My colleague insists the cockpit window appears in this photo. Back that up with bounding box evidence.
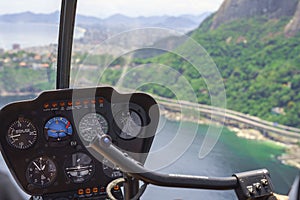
[70,0,300,199]
[0,1,62,106]
[0,0,299,199]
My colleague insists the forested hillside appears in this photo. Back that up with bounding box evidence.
[136,15,300,127]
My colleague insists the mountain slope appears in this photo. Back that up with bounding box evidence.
[285,1,300,36]
[211,0,298,30]
[134,3,300,127]
[191,15,300,125]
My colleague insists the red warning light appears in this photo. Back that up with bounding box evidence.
[52,102,58,108]
[75,100,81,106]
[83,100,89,105]
[85,188,91,194]
[114,185,119,191]
[98,98,104,104]
[92,187,98,193]
[78,189,84,195]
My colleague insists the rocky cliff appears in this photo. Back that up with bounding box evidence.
[284,1,300,36]
[211,0,300,34]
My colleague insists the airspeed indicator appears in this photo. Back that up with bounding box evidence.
[7,118,38,149]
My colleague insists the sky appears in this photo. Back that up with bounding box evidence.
[0,0,224,17]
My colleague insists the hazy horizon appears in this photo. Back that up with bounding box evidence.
[0,0,223,18]
[0,10,212,19]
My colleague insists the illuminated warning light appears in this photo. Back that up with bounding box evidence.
[85,188,91,194]
[59,102,65,107]
[52,102,58,108]
[91,99,96,104]
[114,185,119,191]
[75,101,81,106]
[78,189,84,195]
[92,187,98,193]
[44,103,50,109]
[67,101,73,106]
[98,98,104,104]
[83,100,89,105]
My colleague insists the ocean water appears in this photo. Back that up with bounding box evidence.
[143,120,298,199]
[0,22,84,50]
[0,95,298,199]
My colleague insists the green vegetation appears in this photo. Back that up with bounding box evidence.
[190,16,300,127]
[133,16,300,127]
[1,15,300,127]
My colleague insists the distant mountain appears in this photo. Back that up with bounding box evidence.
[210,0,300,35]
[0,11,60,24]
[142,0,300,127]
[0,11,211,33]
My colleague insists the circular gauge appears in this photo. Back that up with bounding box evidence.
[64,152,95,183]
[7,118,38,149]
[44,117,73,141]
[79,113,109,142]
[26,156,57,187]
[115,110,142,139]
[102,158,122,178]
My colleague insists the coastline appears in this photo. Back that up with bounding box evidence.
[160,106,300,169]
[0,91,39,97]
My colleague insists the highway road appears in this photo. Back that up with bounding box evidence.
[155,96,300,144]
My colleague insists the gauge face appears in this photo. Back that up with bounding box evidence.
[44,117,73,141]
[115,110,142,139]
[7,118,38,149]
[64,152,95,183]
[26,156,57,187]
[79,113,109,142]
[102,158,122,178]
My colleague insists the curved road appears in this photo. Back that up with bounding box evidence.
[155,96,300,144]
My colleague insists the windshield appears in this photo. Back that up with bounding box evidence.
[0,1,61,198]
[0,0,299,199]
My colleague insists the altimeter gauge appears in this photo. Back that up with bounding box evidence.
[79,113,109,142]
[7,118,38,149]
[26,156,57,187]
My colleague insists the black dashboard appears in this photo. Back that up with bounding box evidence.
[0,87,159,199]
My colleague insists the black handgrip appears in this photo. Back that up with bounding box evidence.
[88,135,238,190]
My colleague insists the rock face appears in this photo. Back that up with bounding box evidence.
[285,1,300,37]
[211,0,299,30]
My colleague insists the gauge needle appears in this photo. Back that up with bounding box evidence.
[81,128,92,132]
[33,161,42,171]
[9,134,21,138]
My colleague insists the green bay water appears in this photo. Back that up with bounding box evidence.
[0,95,298,199]
[143,120,298,199]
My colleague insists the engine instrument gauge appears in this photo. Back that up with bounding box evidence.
[44,117,73,141]
[115,110,142,139]
[64,152,95,183]
[26,156,57,187]
[7,118,37,149]
[79,113,109,142]
[102,158,122,178]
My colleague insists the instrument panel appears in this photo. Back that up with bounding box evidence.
[0,87,159,199]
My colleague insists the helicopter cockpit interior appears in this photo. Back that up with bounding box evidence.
[0,0,300,200]
[0,87,159,199]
